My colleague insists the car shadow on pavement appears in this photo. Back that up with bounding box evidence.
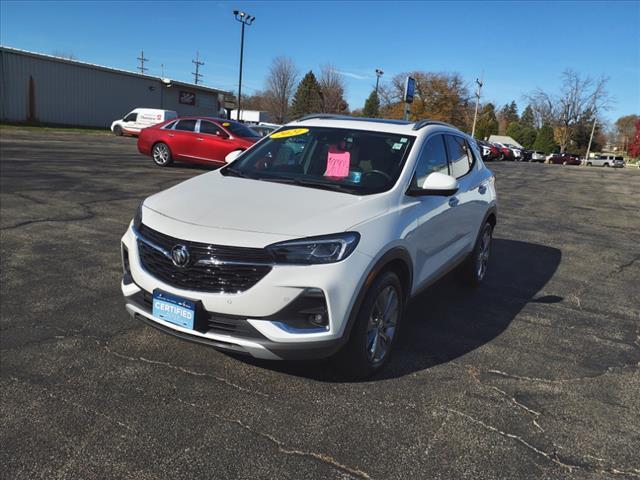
[235,239,562,382]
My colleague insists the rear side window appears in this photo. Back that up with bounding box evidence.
[445,135,473,178]
[162,120,178,130]
[200,121,222,135]
[412,135,449,189]
[174,119,197,132]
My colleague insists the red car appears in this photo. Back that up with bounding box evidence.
[548,153,582,166]
[137,117,260,167]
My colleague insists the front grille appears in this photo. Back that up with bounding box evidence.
[136,223,273,293]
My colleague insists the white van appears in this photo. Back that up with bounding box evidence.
[111,108,178,136]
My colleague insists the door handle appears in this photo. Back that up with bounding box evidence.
[478,185,487,194]
[168,133,174,137]
[196,137,204,141]
[448,197,459,207]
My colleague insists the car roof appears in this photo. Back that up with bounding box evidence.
[289,114,463,136]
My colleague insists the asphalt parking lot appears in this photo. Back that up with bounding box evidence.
[1,127,639,480]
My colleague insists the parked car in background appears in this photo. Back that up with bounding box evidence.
[121,115,498,377]
[529,151,546,162]
[495,143,515,161]
[137,117,260,167]
[476,139,501,161]
[111,108,177,136]
[548,153,582,165]
[251,124,279,137]
[505,144,523,160]
[586,155,625,168]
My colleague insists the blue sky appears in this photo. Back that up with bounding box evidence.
[1,0,639,123]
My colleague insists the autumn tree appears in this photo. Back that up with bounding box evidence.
[264,56,298,124]
[474,103,499,139]
[527,70,610,153]
[380,71,470,129]
[362,90,380,117]
[318,65,348,114]
[289,71,323,120]
[628,119,640,158]
[614,114,639,152]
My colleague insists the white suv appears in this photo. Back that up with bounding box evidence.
[120,115,497,377]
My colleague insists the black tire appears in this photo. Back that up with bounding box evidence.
[333,271,404,379]
[587,162,592,166]
[152,142,173,167]
[604,163,610,167]
[113,125,123,136]
[459,221,493,287]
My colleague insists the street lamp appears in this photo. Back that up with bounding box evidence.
[233,10,255,122]
[375,68,384,96]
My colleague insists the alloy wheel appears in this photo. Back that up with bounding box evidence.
[475,226,492,281]
[153,144,169,165]
[366,285,399,365]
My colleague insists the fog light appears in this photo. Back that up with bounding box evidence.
[309,312,327,326]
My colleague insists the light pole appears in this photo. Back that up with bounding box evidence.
[375,68,384,96]
[233,10,255,122]
[471,77,483,138]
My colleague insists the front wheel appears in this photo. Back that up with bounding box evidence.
[113,125,123,136]
[333,271,403,378]
[604,163,610,167]
[152,142,173,167]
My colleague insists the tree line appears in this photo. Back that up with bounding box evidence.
[240,58,638,157]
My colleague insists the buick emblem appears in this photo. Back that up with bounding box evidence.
[170,244,190,267]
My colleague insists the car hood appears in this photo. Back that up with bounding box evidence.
[143,170,389,238]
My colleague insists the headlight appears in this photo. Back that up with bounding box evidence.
[267,232,360,265]
[133,202,143,230]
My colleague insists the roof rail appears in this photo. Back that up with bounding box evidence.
[296,114,411,126]
[412,119,456,131]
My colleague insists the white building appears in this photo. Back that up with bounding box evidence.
[488,135,523,148]
[0,46,231,128]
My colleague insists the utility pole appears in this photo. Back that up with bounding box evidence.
[233,10,256,121]
[192,52,204,85]
[471,77,483,138]
[375,68,384,96]
[137,50,149,74]
[584,116,597,165]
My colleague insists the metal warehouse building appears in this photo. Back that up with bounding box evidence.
[0,46,231,128]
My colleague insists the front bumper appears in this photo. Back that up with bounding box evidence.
[121,223,373,359]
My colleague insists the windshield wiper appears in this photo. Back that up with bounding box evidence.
[222,167,250,178]
[288,177,356,193]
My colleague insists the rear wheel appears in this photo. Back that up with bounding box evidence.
[604,163,610,167]
[333,271,403,378]
[152,142,173,167]
[587,162,592,166]
[460,221,493,286]
[113,125,123,136]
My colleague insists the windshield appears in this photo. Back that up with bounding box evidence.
[223,122,260,139]
[221,127,416,195]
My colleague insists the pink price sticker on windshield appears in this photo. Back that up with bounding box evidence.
[324,148,350,177]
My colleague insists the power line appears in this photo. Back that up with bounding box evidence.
[137,50,149,74]
[192,51,204,85]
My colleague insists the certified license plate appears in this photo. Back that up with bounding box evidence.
[152,290,196,329]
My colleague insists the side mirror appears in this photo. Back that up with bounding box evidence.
[225,150,243,163]
[412,172,459,196]
[216,130,230,139]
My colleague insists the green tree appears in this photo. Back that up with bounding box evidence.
[362,90,380,117]
[520,105,536,129]
[506,121,537,148]
[474,103,499,139]
[289,71,323,119]
[532,123,557,153]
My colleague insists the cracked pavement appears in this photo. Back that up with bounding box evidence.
[1,127,639,479]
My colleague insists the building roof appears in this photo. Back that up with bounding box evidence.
[488,135,523,148]
[0,45,231,96]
